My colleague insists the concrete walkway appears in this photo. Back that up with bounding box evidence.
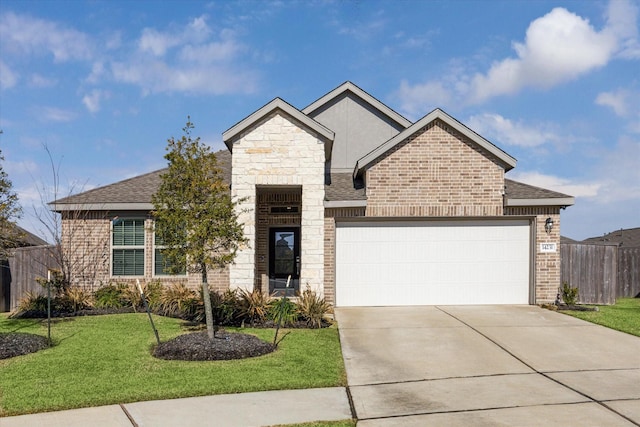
[1,387,352,427]
[336,305,640,426]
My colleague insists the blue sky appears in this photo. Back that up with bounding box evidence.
[1,0,638,241]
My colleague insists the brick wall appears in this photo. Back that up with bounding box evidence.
[505,206,562,303]
[324,207,366,305]
[255,190,302,292]
[365,120,504,217]
[61,211,110,291]
[61,211,229,293]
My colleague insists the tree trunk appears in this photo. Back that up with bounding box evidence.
[201,265,215,340]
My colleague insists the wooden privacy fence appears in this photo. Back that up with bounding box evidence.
[561,243,640,305]
[6,245,59,312]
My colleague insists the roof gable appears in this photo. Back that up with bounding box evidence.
[222,97,334,158]
[354,108,517,177]
[303,81,411,129]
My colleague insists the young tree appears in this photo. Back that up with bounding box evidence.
[152,118,247,340]
[0,142,24,258]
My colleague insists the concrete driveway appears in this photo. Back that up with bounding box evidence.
[335,305,640,426]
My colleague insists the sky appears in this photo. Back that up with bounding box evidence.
[1,0,639,242]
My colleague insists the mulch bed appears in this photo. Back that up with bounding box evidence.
[0,333,50,359]
[153,331,275,361]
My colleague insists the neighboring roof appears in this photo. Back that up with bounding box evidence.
[51,150,231,211]
[504,179,575,207]
[582,227,640,247]
[9,224,49,247]
[561,236,581,244]
[302,81,412,129]
[222,97,335,158]
[354,108,518,178]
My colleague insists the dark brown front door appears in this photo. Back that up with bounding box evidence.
[269,227,300,296]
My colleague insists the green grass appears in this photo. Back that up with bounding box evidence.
[562,297,640,337]
[0,313,346,416]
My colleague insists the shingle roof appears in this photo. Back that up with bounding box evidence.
[504,179,574,207]
[325,173,365,201]
[52,153,572,210]
[52,150,231,208]
[504,179,570,199]
[582,227,640,247]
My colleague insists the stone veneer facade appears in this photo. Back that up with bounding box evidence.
[229,112,326,295]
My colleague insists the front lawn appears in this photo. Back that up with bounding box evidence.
[0,313,346,416]
[561,297,640,337]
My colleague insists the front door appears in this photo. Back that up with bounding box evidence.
[269,227,300,296]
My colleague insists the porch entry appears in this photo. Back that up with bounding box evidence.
[269,227,300,296]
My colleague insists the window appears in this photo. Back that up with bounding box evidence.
[154,224,186,276]
[112,219,145,276]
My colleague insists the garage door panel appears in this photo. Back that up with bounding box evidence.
[335,220,531,306]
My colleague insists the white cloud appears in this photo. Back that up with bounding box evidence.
[86,62,106,85]
[0,60,17,89]
[595,89,630,116]
[606,0,640,59]
[509,135,640,204]
[112,16,257,95]
[38,107,77,123]
[467,113,562,148]
[0,12,93,62]
[82,89,109,113]
[138,15,212,57]
[508,171,601,198]
[396,80,451,118]
[28,74,56,88]
[111,60,257,95]
[469,7,617,103]
[395,0,640,115]
[4,159,39,176]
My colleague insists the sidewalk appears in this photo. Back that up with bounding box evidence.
[1,387,352,427]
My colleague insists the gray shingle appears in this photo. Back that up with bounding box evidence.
[325,173,365,201]
[53,150,231,205]
[504,178,572,200]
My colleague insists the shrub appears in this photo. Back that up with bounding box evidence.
[159,283,199,319]
[297,286,332,328]
[561,282,579,306]
[16,291,48,313]
[268,296,298,327]
[121,285,143,311]
[238,288,270,326]
[142,281,165,311]
[61,287,93,313]
[210,289,239,326]
[94,284,128,309]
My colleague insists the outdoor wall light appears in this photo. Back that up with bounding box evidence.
[545,217,554,234]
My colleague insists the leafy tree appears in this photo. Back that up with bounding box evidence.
[152,118,247,340]
[0,140,23,258]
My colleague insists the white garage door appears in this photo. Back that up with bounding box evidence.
[335,219,531,306]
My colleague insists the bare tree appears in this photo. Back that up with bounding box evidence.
[34,145,110,291]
